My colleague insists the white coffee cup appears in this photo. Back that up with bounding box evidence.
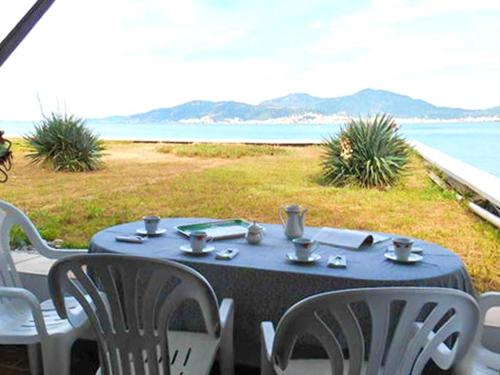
[292,238,319,260]
[143,215,160,235]
[190,231,212,253]
[393,237,413,261]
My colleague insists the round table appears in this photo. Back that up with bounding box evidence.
[90,218,474,366]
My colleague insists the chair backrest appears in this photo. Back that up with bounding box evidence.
[0,200,32,287]
[49,254,221,375]
[272,287,479,375]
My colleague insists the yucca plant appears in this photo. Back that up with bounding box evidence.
[24,113,104,172]
[321,114,409,188]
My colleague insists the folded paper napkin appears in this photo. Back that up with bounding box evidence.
[193,225,248,238]
[115,235,145,244]
[313,228,389,250]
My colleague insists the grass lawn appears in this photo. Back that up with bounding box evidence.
[1,141,499,291]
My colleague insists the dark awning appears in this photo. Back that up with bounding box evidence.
[0,0,56,67]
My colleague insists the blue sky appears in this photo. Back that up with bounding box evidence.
[1,0,500,120]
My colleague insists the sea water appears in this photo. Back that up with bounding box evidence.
[1,120,498,177]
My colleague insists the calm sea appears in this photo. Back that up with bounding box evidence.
[1,120,499,177]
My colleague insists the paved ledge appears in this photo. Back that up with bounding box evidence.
[11,251,55,301]
[11,251,55,276]
[9,251,40,264]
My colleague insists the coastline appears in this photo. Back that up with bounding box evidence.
[110,115,500,126]
[2,121,499,178]
[3,115,500,126]
[174,115,500,125]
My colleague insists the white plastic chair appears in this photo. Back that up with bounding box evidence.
[261,287,479,375]
[48,254,235,375]
[455,292,500,374]
[0,200,92,375]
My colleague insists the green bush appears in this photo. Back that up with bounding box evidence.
[24,113,104,172]
[321,114,409,188]
[9,225,29,250]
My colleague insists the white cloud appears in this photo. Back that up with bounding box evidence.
[307,0,500,108]
[0,0,252,119]
[0,0,499,120]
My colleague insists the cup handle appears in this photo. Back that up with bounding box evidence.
[310,242,319,253]
[279,206,287,228]
[207,236,214,243]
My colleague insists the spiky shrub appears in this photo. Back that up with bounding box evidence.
[25,113,104,172]
[321,114,409,188]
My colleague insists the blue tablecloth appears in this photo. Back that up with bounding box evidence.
[90,218,474,366]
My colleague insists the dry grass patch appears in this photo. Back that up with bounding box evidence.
[1,141,498,291]
[157,143,288,159]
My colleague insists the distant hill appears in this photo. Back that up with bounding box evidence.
[120,101,293,122]
[261,89,500,118]
[98,89,500,123]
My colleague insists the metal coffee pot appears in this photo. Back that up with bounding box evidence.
[279,204,307,239]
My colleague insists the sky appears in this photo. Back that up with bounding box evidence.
[1,0,500,120]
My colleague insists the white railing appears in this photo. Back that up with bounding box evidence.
[412,141,500,228]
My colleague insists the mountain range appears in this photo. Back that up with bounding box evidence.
[99,89,500,124]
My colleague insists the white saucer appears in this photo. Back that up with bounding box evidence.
[136,228,167,236]
[286,253,321,264]
[180,245,215,255]
[384,252,423,264]
[387,245,423,254]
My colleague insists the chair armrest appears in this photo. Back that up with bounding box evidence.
[0,287,47,336]
[478,292,500,324]
[477,292,500,354]
[0,202,88,260]
[261,321,275,362]
[219,298,234,331]
[38,244,88,259]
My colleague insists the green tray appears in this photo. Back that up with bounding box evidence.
[174,219,252,240]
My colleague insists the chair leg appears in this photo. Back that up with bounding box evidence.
[219,316,234,375]
[260,345,275,375]
[41,337,74,375]
[27,344,42,375]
